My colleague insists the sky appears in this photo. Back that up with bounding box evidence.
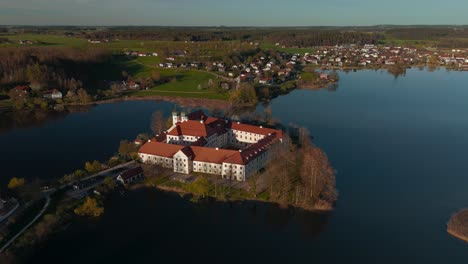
[0,0,467,26]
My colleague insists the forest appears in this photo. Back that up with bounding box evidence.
[4,25,468,47]
[263,126,337,210]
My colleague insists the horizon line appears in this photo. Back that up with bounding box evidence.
[1,24,468,28]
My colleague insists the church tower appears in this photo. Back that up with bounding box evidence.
[172,111,180,125]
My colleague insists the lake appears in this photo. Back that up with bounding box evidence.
[2,68,468,263]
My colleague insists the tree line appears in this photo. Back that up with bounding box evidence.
[264,127,337,210]
[0,47,112,94]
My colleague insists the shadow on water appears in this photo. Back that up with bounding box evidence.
[29,188,331,264]
[0,105,93,133]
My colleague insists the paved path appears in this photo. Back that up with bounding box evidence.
[0,161,134,253]
[59,161,135,191]
[0,196,50,253]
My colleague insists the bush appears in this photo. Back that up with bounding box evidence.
[85,160,103,174]
[74,197,104,217]
[8,177,25,189]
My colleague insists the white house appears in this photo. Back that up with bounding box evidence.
[43,89,63,100]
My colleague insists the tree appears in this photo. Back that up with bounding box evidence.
[99,177,117,193]
[121,70,129,80]
[77,88,92,104]
[74,197,104,217]
[150,111,166,135]
[300,139,337,208]
[247,175,258,198]
[8,177,25,189]
[228,83,258,106]
[60,169,87,184]
[26,63,44,89]
[263,106,273,125]
[85,160,102,174]
[34,214,58,239]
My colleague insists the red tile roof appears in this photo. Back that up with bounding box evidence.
[13,85,31,92]
[190,146,241,164]
[139,141,184,157]
[180,146,194,158]
[167,120,222,137]
[237,133,279,164]
[229,122,283,138]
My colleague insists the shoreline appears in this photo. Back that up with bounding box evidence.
[447,229,468,243]
[130,182,334,213]
[90,95,231,110]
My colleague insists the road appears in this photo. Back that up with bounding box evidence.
[0,161,135,253]
[70,161,135,184]
[67,161,137,198]
[0,196,50,253]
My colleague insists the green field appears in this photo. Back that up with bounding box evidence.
[380,37,439,48]
[0,34,88,48]
[131,69,229,100]
[0,34,235,101]
[261,42,315,55]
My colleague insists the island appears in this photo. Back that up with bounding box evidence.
[448,209,468,242]
[136,109,337,210]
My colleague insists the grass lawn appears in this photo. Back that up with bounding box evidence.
[300,71,320,81]
[0,34,231,100]
[135,56,162,66]
[130,68,229,100]
[380,36,439,48]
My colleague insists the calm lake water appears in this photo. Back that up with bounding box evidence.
[2,68,468,263]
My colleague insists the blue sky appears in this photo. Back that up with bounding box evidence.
[0,0,467,26]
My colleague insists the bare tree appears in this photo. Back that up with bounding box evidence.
[150,111,165,135]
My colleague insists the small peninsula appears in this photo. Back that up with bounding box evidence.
[448,209,468,242]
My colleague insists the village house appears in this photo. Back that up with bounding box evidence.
[11,86,31,98]
[43,89,63,100]
[138,110,283,181]
[126,81,140,90]
[117,167,144,184]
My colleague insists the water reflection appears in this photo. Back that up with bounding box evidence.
[0,105,93,133]
[194,194,330,240]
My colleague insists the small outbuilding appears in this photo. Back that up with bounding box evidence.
[117,167,144,184]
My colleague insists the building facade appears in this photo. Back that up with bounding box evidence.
[138,110,283,181]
